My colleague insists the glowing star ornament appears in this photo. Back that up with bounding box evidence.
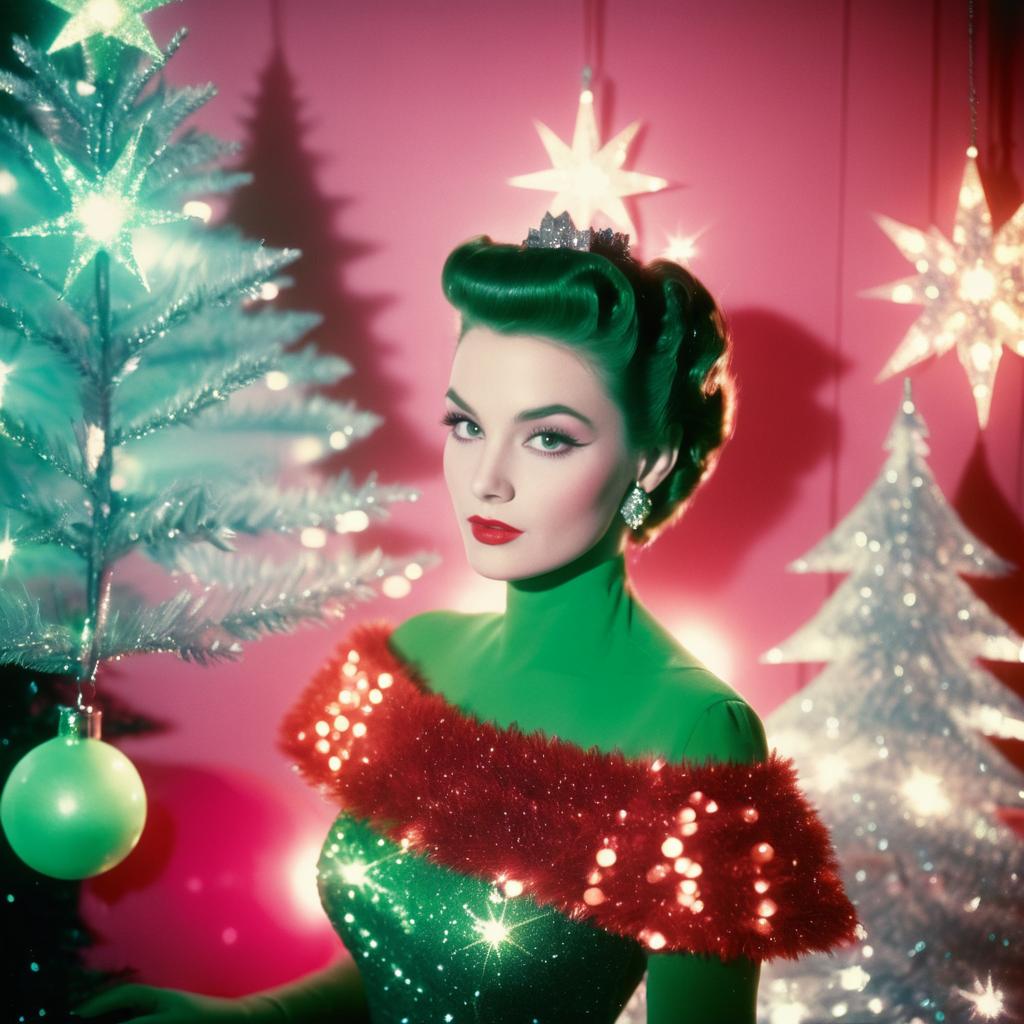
[509,87,668,238]
[45,0,177,77]
[10,124,193,294]
[866,147,1024,428]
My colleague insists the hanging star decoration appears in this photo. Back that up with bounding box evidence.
[509,86,668,239]
[9,124,194,294]
[865,146,1024,429]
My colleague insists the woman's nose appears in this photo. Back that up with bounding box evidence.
[470,440,514,502]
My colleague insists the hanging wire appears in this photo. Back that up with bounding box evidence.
[582,0,603,89]
[823,0,852,615]
[967,0,978,152]
[927,0,942,222]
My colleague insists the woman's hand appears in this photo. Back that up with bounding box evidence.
[73,984,279,1023]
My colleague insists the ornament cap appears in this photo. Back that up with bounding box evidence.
[58,704,102,740]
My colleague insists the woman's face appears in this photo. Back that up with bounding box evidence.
[442,325,638,581]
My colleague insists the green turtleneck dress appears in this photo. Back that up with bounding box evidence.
[314,547,769,1023]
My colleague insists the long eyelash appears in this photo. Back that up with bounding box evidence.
[527,425,584,454]
[440,411,583,457]
[440,410,479,440]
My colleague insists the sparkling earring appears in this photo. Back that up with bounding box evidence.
[619,481,652,529]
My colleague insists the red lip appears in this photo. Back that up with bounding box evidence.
[468,515,523,545]
[468,516,520,532]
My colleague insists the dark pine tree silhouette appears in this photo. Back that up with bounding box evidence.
[224,1,432,557]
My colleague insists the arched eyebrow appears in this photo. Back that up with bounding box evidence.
[445,388,595,429]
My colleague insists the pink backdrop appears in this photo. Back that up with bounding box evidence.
[69,0,1023,994]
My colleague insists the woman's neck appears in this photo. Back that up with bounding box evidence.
[500,536,633,674]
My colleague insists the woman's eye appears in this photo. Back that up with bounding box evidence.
[454,419,481,440]
[441,411,581,454]
[525,431,579,455]
[440,411,481,440]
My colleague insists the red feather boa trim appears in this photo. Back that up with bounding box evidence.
[278,621,860,963]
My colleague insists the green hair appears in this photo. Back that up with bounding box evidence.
[441,235,735,545]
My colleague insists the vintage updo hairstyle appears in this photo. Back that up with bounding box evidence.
[441,233,736,546]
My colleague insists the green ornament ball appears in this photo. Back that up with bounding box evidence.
[1,705,147,879]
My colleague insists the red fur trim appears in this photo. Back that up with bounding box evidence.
[278,621,859,963]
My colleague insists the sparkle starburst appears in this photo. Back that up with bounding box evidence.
[662,228,706,265]
[509,88,667,238]
[954,972,1006,1020]
[9,124,193,294]
[459,893,548,980]
[865,148,1024,428]
[334,845,405,898]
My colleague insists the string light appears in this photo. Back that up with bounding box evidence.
[900,767,952,818]
[335,510,370,533]
[381,575,412,599]
[182,199,212,223]
[0,515,16,569]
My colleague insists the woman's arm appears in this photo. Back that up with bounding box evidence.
[73,961,370,1024]
[645,698,769,1024]
[646,950,760,1023]
[242,959,370,1024]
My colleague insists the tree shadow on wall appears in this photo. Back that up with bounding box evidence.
[955,438,1024,778]
[631,307,850,602]
[223,37,433,557]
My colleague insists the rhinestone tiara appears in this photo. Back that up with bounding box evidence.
[522,211,630,259]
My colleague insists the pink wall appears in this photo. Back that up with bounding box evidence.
[73,0,1023,993]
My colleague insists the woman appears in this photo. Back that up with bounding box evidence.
[76,215,857,1024]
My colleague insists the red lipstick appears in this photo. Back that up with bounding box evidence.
[468,515,523,545]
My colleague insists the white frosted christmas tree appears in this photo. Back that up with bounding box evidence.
[756,379,1024,1023]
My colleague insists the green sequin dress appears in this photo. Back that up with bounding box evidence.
[313,547,769,1024]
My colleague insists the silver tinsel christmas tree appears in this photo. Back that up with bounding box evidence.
[757,379,1024,1023]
